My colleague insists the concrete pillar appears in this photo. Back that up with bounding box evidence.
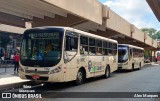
[25,22,32,29]
[151,50,153,62]
[154,51,156,62]
[151,50,156,62]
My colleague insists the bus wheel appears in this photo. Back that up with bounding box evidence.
[76,69,84,85]
[103,66,110,78]
[138,63,141,70]
[131,64,134,72]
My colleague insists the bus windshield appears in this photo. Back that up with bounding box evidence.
[20,28,64,67]
[118,46,129,63]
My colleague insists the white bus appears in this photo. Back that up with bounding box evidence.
[19,26,118,85]
[118,44,144,71]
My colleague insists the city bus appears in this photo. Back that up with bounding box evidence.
[19,26,118,85]
[118,44,144,71]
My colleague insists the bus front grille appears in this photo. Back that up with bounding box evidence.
[118,67,122,69]
[25,70,49,74]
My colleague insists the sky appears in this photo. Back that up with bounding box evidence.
[99,0,160,31]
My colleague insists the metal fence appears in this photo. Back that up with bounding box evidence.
[0,60,14,74]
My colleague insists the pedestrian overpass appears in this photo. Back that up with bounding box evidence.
[0,0,159,51]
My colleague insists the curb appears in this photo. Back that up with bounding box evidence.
[144,63,151,67]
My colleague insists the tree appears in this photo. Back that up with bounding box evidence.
[141,28,157,37]
[153,30,160,39]
[141,28,160,39]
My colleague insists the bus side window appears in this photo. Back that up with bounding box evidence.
[103,41,108,55]
[65,31,78,51]
[108,42,113,56]
[80,36,88,55]
[96,40,102,55]
[113,43,117,56]
[89,38,96,55]
[133,48,135,57]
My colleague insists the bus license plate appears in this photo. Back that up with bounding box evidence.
[32,75,40,79]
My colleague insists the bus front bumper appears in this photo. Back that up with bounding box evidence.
[19,70,65,82]
[118,64,129,70]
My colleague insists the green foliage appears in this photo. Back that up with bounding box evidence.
[141,28,160,39]
[144,50,151,56]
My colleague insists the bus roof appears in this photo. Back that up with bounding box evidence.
[73,28,117,43]
[25,26,117,43]
[118,44,144,50]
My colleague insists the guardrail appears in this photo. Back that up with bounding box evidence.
[0,60,14,74]
[1,60,14,64]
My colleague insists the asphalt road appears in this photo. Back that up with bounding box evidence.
[3,64,160,101]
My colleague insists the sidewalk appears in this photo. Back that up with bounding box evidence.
[151,62,160,65]
[0,73,29,86]
[0,69,31,91]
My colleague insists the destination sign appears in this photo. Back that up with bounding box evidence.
[29,32,60,38]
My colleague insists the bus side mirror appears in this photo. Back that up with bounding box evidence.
[64,51,68,63]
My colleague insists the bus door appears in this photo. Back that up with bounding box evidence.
[64,31,79,81]
[129,48,133,67]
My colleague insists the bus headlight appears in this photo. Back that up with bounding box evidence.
[50,67,61,74]
[19,66,24,72]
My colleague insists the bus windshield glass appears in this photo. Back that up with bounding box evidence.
[118,46,129,63]
[20,28,64,67]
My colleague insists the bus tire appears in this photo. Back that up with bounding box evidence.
[103,66,110,79]
[75,69,85,85]
[131,64,134,72]
[138,63,141,70]
[43,82,52,87]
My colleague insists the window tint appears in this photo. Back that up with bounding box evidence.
[89,38,95,46]
[65,31,78,51]
[132,48,144,57]
[103,41,107,48]
[96,40,102,55]
[89,38,96,55]
[109,43,112,48]
[96,40,102,47]
[80,36,88,55]
[108,42,113,55]
[113,43,117,55]
[103,49,108,55]
[103,41,109,55]
[80,36,88,45]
